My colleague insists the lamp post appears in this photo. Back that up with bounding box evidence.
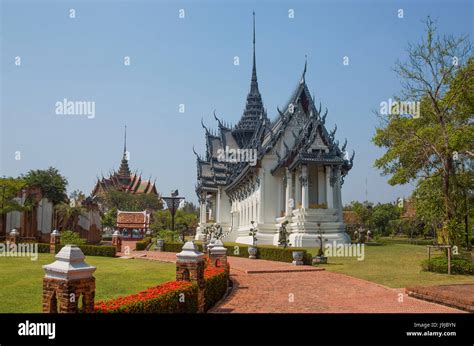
[162,190,185,234]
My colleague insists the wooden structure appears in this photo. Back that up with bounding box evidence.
[116,210,150,239]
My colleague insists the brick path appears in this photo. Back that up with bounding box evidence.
[121,250,462,313]
[406,284,474,312]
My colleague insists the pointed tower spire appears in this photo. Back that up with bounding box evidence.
[123,125,127,156]
[300,55,307,84]
[118,125,131,185]
[251,11,258,93]
[233,11,267,147]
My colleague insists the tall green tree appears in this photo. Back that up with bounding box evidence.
[22,167,68,205]
[0,177,28,235]
[101,190,163,211]
[373,18,473,245]
[371,203,401,235]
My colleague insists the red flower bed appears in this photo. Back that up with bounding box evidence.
[94,280,192,313]
[94,256,230,313]
[204,265,225,279]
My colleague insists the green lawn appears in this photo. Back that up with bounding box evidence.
[309,243,474,288]
[0,254,176,313]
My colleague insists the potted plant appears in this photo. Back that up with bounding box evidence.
[248,221,258,259]
[312,223,328,265]
[155,238,165,251]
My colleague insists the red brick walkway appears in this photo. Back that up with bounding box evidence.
[121,250,462,313]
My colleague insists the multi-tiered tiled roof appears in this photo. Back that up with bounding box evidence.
[92,127,158,197]
[194,14,354,197]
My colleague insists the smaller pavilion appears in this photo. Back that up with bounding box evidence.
[116,210,150,239]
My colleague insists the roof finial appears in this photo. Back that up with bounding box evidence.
[123,125,127,156]
[300,55,307,84]
[250,11,258,92]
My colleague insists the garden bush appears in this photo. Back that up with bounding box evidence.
[156,230,181,242]
[204,267,229,311]
[178,241,310,264]
[135,237,152,251]
[52,244,116,257]
[421,256,473,275]
[60,230,87,246]
[256,245,308,263]
[94,259,230,313]
[94,281,198,313]
[37,243,53,253]
[163,241,185,252]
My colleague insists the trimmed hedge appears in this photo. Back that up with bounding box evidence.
[95,282,198,313]
[2,242,117,257]
[136,237,152,251]
[37,243,54,253]
[204,270,229,311]
[421,256,473,275]
[177,241,312,264]
[94,260,229,313]
[53,244,116,257]
[163,241,185,253]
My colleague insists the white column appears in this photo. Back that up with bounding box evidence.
[253,197,257,223]
[238,202,242,226]
[295,168,301,209]
[301,165,309,209]
[318,166,325,204]
[335,167,343,219]
[325,166,334,208]
[216,188,221,223]
[200,192,207,223]
[245,200,248,226]
[285,168,292,216]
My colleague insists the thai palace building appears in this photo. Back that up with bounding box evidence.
[91,127,159,239]
[194,14,354,247]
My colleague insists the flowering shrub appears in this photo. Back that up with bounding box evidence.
[94,281,198,313]
[94,262,229,313]
[203,261,229,310]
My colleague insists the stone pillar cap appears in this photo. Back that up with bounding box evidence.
[176,241,204,263]
[51,229,60,236]
[210,240,227,255]
[10,229,19,236]
[112,230,121,236]
[43,245,96,280]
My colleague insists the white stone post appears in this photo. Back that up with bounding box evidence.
[9,228,20,244]
[325,166,334,208]
[176,242,205,312]
[42,245,96,313]
[285,168,292,216]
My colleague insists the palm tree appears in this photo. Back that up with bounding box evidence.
[55,202,87,231]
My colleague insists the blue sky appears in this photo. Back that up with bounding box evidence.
[1,0,472,205]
